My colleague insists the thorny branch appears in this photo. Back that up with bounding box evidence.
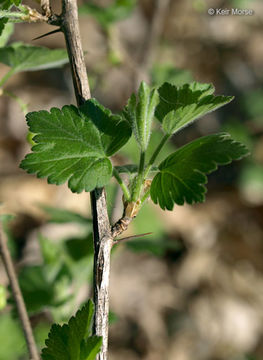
[31,2,168,357]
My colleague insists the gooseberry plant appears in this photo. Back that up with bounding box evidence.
[0,0,249,359]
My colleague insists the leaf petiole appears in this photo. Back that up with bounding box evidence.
[144,133,170,178]
[141,188,150,205]
[112,167,131,201]
[131,150,145,201]
[2,89,28,114]
[0,68,16,88]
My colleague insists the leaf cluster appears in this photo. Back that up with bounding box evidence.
[20,80,249,211]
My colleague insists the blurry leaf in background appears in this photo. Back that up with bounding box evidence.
[0,21,13,44]
[39,234,61,265]
[40,205,92,226]
[151,64,192,87]
[0,214,17,258]
[42,301,102,360]
[0,284,7,310]
[192,0,206,12]
[230,0,257,7]
[0,313,25,360]
[39,232,94,319]
[65,233,93,262]
[151,133,249,210]
[34,322,52,353]
[243,89,263,125]
[109,310,118,325]
[79,0,136,29]
[239,163,263,204]
[17,265,56,313]
[222,119,254,151]
[0,43,69,73]
[127,237,181,257]
[126,203,182,256]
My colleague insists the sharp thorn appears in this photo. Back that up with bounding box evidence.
[32,28,61,41]
[113,232,153,245]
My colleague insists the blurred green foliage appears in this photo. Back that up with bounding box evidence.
[79,0,137,30]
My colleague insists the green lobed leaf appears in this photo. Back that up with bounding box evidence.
[0,43,68,73]
[80,98,131,156]
[0,313,26,359]
[155,81,233,135]
[18,265,55,313]
[42,301,101,360]
[20,104,113,193]
[123,81,159,151]
[150,133,249,210]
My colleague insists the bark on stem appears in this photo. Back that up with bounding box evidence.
[61,1,112,359]
[0,224,40,360]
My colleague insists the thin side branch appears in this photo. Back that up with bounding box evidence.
[0,224,40,360]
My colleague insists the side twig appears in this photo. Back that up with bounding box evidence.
[0,224,40,360]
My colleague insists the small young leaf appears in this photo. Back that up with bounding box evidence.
[0,43,68,73]
[123,81,159,151]
[155,82,233,135]
[80,98,131,156]
[42,301,101,360]
[20,105,113,193]
[150,133,249,210]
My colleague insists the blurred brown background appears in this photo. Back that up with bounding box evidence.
[0,0,263,359]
